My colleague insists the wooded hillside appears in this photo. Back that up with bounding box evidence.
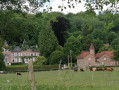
[1,9,119,65]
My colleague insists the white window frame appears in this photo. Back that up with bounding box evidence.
[104,57,106,60]
[88,58,91,61]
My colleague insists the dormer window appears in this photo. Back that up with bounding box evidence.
[104,57,106,60]
[89,58,91,60]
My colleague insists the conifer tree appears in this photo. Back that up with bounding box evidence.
[38,23,58,59]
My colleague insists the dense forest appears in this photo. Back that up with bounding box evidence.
[0,8,119,65]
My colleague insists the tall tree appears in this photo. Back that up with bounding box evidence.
[108,32,117,44]
[0,37,5,69]
[113,45,119,62]
[38,23,58,59]
[93,38,104,53]
[51,16,70,46]
[111,38,119,49]
[64,36,82,63]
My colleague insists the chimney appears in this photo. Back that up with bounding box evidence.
[89,43,95,55]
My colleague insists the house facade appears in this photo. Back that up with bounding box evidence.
[3,45,40,66]
[77,44,118,69]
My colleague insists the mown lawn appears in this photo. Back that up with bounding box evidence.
[0,67,119,90]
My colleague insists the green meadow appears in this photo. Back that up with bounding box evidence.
[0,68,119,90]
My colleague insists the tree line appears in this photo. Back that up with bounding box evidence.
[0,9,119,67]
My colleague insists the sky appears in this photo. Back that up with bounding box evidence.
[40,0,86,14]
[39,0,116,14]
[50,0,86,14]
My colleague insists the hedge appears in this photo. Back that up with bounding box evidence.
[5,65,59,72]
[11,63,24,65]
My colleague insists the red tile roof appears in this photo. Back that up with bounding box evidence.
[96,51,113,58]
[77,51,113,59]
[77,51,90,59]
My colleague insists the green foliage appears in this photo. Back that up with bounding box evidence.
[108,32,117,44]
[111,38,119,49]
[0,52,5,69]
[82,35,92,51]
[113,45,119,61]
[51,16,70,46]
[49,50,66,65]
[1,9,119,65]
[91,29,108,43]
[0,10,39,46]
[98,46,113,53]
[64,36,82,57]
[93,38,104,53]
[38,23,58,58]
[33,56,47,65]
[0,38,5,69]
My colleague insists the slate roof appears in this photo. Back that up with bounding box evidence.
[12,46,22,52]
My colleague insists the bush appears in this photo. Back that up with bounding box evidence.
[33,56,47,65]
[49,50,66,64]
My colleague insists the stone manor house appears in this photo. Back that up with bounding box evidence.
[3,42,40,66]
[77,44,118,69]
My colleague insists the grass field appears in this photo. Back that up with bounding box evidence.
[0,68,119,90]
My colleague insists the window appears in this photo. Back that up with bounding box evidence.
[17,59,19,62]
[33,53,35,56]
[5,49,8,52]
[12,53,14,56]
[88,58,91,60]
[33,58,36,61]
[37,53,39,56]
[31,53,33,56]
[26,59,28,62]
[14,53,16,56]
[5,59,8,62]
[18,53,20,56]
[15,58,17,62]
[25,53,28,56]
[104,57,106,60]
[21,53,22,56]
[4,54,9,57]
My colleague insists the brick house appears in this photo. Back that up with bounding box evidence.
[77,43,118,69]
[3,44,40,66]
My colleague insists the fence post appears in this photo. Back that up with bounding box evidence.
[59,60,62,70]
[28,60,36,90]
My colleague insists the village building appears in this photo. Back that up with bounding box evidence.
[3,42,40,66]
[77,43,118,69]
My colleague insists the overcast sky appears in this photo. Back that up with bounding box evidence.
[39,0,113,14]
[40,0,86,14]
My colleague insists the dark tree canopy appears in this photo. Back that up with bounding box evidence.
[50,16,70,46]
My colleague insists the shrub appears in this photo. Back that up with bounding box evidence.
[33,56,47,65]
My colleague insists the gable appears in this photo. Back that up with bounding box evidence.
[77,51,90,59]
[96,51,113,59]
[99,54,111,59]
